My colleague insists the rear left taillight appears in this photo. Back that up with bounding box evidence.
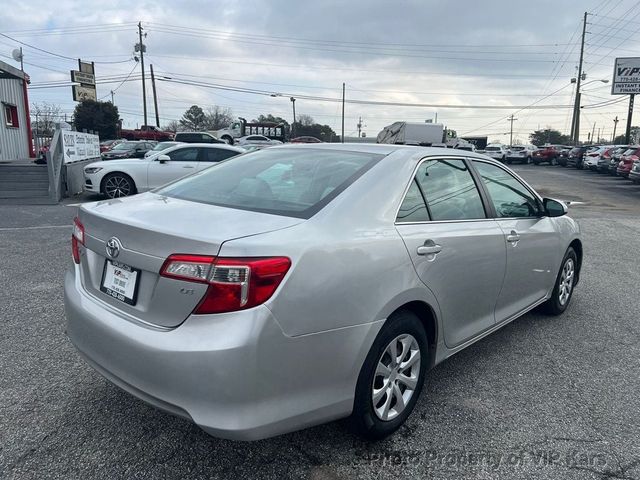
[160,255,291,314]
[71,217,84,264]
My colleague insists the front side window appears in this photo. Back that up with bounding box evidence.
[167,147,199,161]
[156,148,383,218]
[473,161,542,218]
[415,159,486,221]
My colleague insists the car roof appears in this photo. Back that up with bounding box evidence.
[173,142,243,151]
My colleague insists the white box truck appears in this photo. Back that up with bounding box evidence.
[376,122,469,148]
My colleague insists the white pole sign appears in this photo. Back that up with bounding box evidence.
[612,57,640,95]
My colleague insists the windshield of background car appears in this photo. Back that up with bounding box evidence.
[511,146,526,151]
[156,148,384,218]
[152,142,175,151]
[113,142,135,151]
[485,146,501,151]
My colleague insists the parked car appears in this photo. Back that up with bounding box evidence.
[237,134,283,146]
[85,143,244,198]
[532,145,560,165]
[556,146,573,166]
[174,132,224,144]
[101,141,155,160]
[290,136,322,143]
[506,144,536,164]
[628,160,640,184]
[100,139,124,153]
[608,146,631,175]
[144,141,182,158]
[616,146,640,178]
[484,144,509,162]
[119,125,173,142]
[456,144,477,152]
[583,146,608,171]
[66,144,581,441]
[566,146,589,169]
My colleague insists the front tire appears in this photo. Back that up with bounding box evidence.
[526,156,532,164]
[541,247,577,315]
[102,173,136,199]
[351,310,428,440]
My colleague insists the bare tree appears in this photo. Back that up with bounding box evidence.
[297,114,315,126]
[31,102,62,135]
[163,120,180,133]
[205,106,234,130]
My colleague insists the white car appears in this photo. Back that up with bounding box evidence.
[484,144,510,162]
[236,135,282,146]
[506,144,537,164]
[84,143,245,198]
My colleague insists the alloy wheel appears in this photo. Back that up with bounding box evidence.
[558,258,575,306]
[104,175,132,198]
[372,334,421,421]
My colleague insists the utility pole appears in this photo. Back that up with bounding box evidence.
[508,114,517,146]
[612,116,619,142]
[110,90,115,104]
[357,116,363,138]
[290,97,296,138]
[341,83,345,143]
[625,94,635,144]
[570,11,588,144]
[137,22,148,127]
[596,127,600,144]
[591,122,596,145]
[19,47,23,71]
[150,64,160,127]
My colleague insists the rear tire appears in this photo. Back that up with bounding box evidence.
[526,156,532,164]
[541,247,577,316]
[351,310,428,440]
[551,157,558,166]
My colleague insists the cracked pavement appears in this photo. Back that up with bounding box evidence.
[0,165,639,479]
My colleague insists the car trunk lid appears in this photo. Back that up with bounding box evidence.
[77,192,302,328]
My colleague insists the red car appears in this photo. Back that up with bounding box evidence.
[532,145,560,165]
[616,146,640,178]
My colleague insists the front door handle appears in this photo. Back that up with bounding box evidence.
[182,165,195,169]
[506,230,520,244]
[417,240,442,256]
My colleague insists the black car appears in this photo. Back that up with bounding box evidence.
[101,141,154,160]
[556,146,573,166]
[566,146,589,169]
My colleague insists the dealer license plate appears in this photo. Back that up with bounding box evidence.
[100,260,140,305]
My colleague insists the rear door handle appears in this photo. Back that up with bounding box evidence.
[506,230,520,244]
[417,240,442,256]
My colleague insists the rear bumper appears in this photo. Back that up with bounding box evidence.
[628,170,640,182]
[64,266,381,440]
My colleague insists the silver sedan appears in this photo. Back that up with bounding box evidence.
[65,144,581,440]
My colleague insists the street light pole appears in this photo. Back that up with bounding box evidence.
[290,97,296,139]
[508,114,517,146]
[137,22,148,127]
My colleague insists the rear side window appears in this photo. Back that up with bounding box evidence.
[167,147,199,161]
[473,161,542,218]
[156,148,383,218]
[202,148,239,162]
[396,180,429,222]
[414,159,486,221]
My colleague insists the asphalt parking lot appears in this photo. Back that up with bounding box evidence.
[1,165,639,480]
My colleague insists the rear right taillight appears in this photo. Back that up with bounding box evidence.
[71,217,84,264]
[160,255,291,314]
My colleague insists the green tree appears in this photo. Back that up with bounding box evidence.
[253,114,289,127]
[72,100,120,139]
[179,105,207,131]
[291,115,338,141]
[529,128,571,146]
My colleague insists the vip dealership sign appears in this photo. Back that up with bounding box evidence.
[612,57,640,95]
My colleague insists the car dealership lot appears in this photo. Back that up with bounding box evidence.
[1,165,639,480]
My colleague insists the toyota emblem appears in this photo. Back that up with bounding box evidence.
[105,237,122,258]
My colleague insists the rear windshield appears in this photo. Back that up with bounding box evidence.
[485,146,501,151]
[156,148,384,218]
[113,142,136,150]
[510,146,526,151]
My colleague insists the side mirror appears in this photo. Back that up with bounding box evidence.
[543,198,568,217]
[157,154,170,164]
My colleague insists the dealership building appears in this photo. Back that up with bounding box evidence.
[0,60,33,162]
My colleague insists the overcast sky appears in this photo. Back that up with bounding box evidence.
[1,0,638,143]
